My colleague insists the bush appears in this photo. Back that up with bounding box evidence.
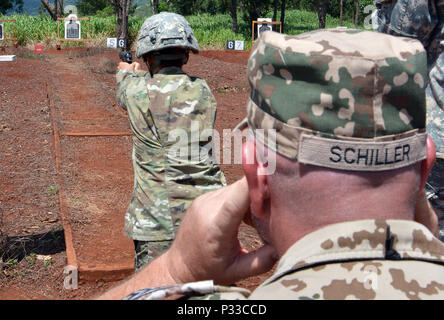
[0,8,365,50]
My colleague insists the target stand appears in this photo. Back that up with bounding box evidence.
[56,15,91,50]
[251,20,282,46]
[0,19,19,51]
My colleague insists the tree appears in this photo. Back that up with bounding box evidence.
[316,0,328,28]
[41,0,64,21]
[169,0,195,15]
[339,0,343,25]
[241,0,271,27]
[280,0,286,33]
[230,0,238,33]
[354,0,360,26]
[151,0,159,14]
[272,0,278,22]
[107,0,132,50]
[77,0,109,16]
[0,0,23,14]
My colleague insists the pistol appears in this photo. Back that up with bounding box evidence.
[119,51,133,64]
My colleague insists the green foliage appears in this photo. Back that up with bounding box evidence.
[0,0,23,15]
[169,0,228,16]
[25,253,36,267]
[158,1,170,12]
[96,5,115,18]
[241,0,272,23]
[77,0,109,16]
[187,13,249,49]
[48,185,58,195]
[5,258,18,269]
[1,7,367,50]
[291,0,375,23]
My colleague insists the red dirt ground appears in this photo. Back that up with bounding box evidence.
[0,46,274,300]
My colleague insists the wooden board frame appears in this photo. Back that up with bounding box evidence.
[57,17,91,49]
[0,19,18,47]
[251,20,282,45]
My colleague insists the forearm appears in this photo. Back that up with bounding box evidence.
[96,253,178,300]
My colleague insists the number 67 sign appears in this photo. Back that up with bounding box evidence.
[226,40,244,51]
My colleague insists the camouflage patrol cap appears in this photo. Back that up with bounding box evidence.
[237,29,428,171]
[136,12,200,59]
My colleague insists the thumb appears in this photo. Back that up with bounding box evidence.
[220,177,251,238]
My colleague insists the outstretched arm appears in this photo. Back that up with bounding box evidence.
[97,178,277,300]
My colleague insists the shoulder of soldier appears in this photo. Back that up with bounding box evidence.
[118,71,150,93]
[117,69,150,86]
[249,258,444,300]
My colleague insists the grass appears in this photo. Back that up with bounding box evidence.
[0,9,368,50]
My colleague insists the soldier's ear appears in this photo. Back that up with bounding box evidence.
[420,135,436,190]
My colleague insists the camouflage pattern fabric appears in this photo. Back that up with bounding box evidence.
[427,158,444,241]
[135,12,200,59]
[125,220,444,300]
[237,29,428,171]
[374,0,444,239]
[374,0,444,158]
[117,67,226,242]
[133,240,172,271]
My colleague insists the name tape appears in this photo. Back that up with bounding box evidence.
[298,133,427,171]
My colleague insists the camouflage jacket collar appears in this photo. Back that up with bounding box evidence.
[265,219,444,286]
[156,66,186,76]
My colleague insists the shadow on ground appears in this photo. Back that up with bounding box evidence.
[1,230,66,263]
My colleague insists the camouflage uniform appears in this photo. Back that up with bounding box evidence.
[124,29,444,299]
[126,220,444,300]
[117,53,226,268]
[375,0,444,240]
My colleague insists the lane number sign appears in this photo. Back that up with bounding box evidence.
[226,40,244,51]
[118,38,126,49]
[107,38,117,48]
[107,38,126,49]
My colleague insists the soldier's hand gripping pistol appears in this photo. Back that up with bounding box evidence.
[119,50,133,64]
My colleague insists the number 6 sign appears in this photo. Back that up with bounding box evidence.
[118,38,126,49]
[226,40,235,50]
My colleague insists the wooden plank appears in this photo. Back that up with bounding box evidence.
[0,55,16,62]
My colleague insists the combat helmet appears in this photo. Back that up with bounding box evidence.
[136,12,200,59]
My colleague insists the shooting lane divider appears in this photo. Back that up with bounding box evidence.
[46,80,133,281]
[45,81,79,273]
[60,131,132,137]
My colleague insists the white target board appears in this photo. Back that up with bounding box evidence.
[65,14,81,40]
[0,23,3,41]
[257,18,272,37]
